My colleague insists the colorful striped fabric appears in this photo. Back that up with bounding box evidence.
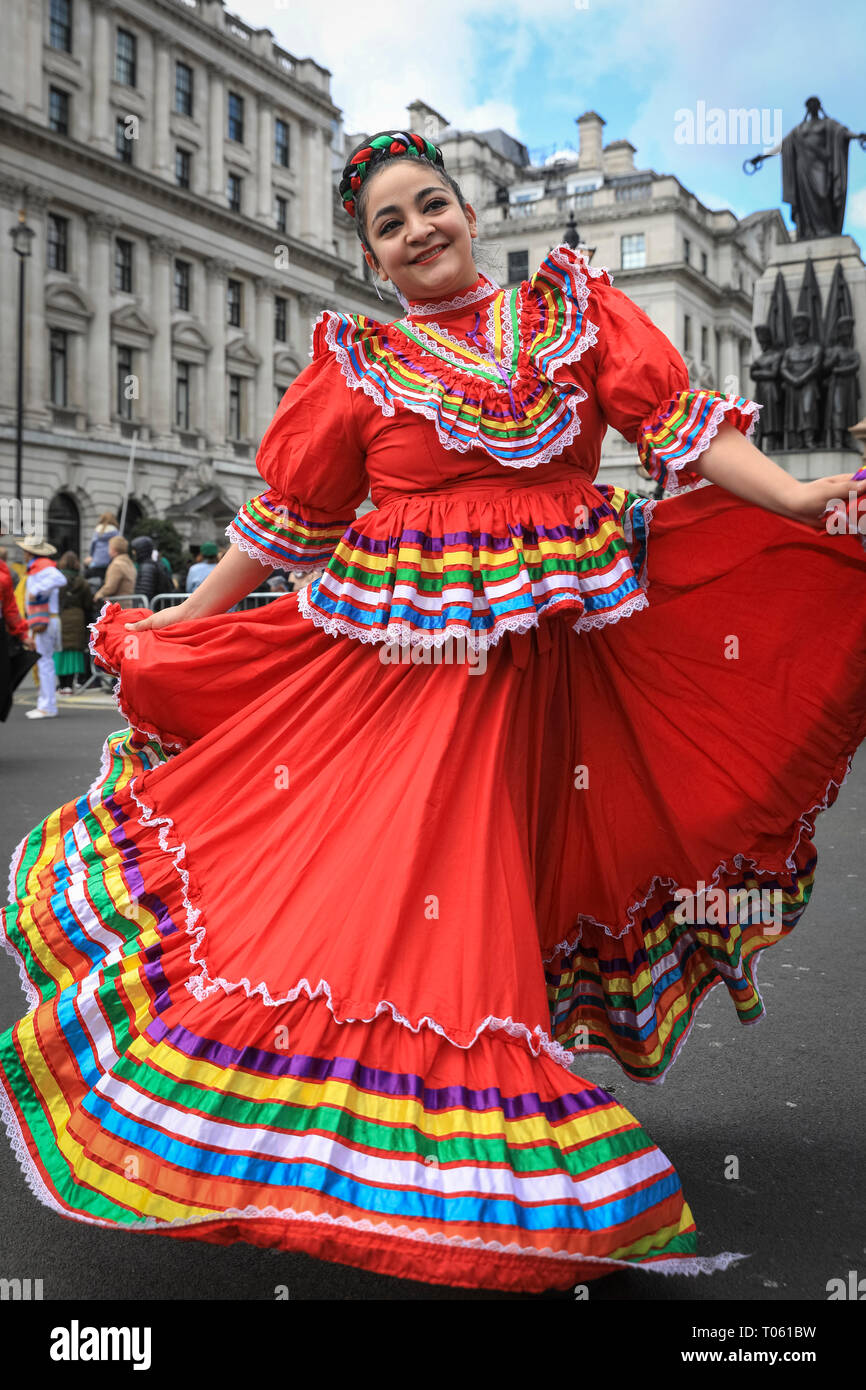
[637,390,762,493]
[310,244,605,471]
[226,488,351,572]
[0,729,745,1291]
[294,484,656,648]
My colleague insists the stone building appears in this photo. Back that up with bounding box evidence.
[0,0,380,560]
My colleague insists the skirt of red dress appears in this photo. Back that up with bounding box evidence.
[1,481,864,1293]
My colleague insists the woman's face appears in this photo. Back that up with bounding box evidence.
[362,162,478,303]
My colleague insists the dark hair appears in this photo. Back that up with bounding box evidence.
[348,144,472,269]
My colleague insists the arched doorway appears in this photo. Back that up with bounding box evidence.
[119,496,144,538]
[48,491,81,559]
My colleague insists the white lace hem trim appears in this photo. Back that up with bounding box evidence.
[651,396,762,495]
[85,601,187,751]
[224,521,325,575]
[295,581,651,650]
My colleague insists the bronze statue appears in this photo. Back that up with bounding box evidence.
[750,324,784,453]
[821,316,861,449]
[780,313,823,449]
[744,97,865,240]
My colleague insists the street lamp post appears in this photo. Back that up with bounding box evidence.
[9,209,35,509]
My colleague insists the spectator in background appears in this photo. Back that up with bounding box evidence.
[184,541,218,594]
[85,512,120,582]
[54,551,94,693]
[19,534,67,719]
[129,535,175,605]
[94,535,136,602]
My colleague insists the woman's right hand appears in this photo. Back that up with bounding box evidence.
[123,599,198,632]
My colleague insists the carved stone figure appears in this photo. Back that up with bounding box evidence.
[750,324,785,453]
[780,313,823,449]
[821,316,861,449]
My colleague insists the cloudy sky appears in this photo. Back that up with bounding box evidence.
[235,0,866,248]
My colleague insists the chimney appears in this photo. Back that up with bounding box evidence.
[602,139,637,175]
[576,111,605,171]
[407,101,451,142]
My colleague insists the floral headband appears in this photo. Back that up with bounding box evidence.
[339,130,445,220]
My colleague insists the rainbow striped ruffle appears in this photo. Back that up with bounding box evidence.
[293,484,655,650]
[638,390,762,493]
[226,489,350,573]
[0,730,745,1291]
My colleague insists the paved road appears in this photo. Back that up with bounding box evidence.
[1,688,864,1301]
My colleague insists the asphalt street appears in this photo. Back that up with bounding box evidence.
[1,685,864,1302]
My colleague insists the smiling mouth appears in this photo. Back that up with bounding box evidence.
[411,244,448,265]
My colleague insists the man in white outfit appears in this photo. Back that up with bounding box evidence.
[18,533,67,719]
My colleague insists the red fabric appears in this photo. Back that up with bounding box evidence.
[0,563,27,640]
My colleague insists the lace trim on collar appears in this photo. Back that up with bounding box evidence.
[402,269,501,318]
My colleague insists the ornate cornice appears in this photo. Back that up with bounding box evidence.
[85,209,122,235]
[150,234,182,258]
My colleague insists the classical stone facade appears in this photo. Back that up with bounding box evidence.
[0,0,380,558]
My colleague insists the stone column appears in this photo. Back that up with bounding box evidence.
[297,118,316,244]
[25,0,45,122]
[207,64,224,201]
[17,186,51,426]
[90,0,114,155]
[148,235,178,443]
[0,175,24,423]
[84,210,119,434]
[718,325,740,394]
[153,38,172,178]
[257,98,273,220]
[253,275,277,441]
[204,256,231,449]
[321,123,333,250]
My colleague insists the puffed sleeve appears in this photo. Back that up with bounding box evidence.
[586,268,761,492]
[226,347,369,572]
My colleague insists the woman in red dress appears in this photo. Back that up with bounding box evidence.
[2,131,865,1296]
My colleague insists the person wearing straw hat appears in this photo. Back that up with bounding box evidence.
[17,533,67,719]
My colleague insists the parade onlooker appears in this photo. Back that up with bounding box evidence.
[0,546,36,722]
[86,512,120,582]
[184,541,218,594]
[54,551,94,693]
[94,535,136,601]
[129,535,175,605]
[18,534,67,719]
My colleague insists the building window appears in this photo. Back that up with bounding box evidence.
[116,115,134,163]
[175,147,191,188]
[174,259,190,311]
[227,279,242,327]
[175,61,193,116]
[620,232,646,269]
[49,0,72,52]
[48,86,70,135]
[683,236,691,264]
[228,374,243,439]
[50,329,68,406]
[227,92,244,142]
[701,249,708,277]
[227,172,242,213]
[274,118,289,166]
[115,28,137,87]
[683,314,692,354]
[274,195,288,233]
[47,214,68,272]
[735,266,742,290]
[700,325,709,362]
[175,361,190,430]
[274,296,287,343]
[507,249,528,283]
[116,345,134,419]
[115,238,133,293]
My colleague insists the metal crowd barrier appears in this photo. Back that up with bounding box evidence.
[151,590,285,612]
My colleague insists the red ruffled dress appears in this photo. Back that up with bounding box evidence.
[2,245,866,1294]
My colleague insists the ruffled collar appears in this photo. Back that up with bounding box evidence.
[402,268,501,320]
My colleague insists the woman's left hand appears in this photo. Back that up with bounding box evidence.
[781,473,866,532]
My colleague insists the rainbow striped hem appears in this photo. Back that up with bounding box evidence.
[0,730,747,1291]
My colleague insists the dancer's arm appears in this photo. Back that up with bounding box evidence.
[123,544,271,630]
[694,422,866,528]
